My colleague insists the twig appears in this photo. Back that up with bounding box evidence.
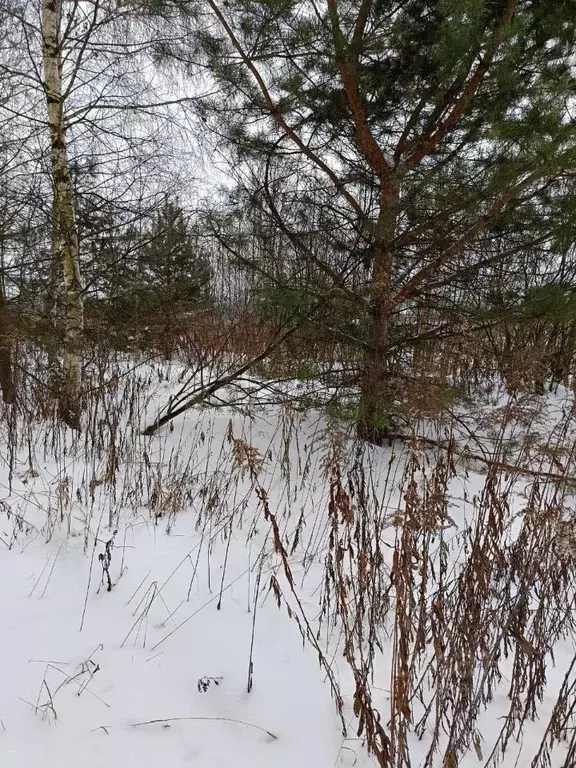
[131,716,278,740]
[388,432,575,484]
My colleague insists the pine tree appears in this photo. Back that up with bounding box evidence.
[133,201,212,318]
[160,0,576,442]
[86,200,212,334]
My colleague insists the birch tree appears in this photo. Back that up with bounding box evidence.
[41,0,83,428]
[1,0,197,425]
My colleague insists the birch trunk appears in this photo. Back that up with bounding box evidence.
[45,194,63,322]
[41,0,84,429]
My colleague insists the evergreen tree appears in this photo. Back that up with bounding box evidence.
[162,0,576,442]
[87,200,212,331]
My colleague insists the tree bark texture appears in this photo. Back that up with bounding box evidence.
[357,182,399,445]
[41,0,84,429]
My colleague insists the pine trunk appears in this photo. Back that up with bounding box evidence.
[41,0,84,429]
[0,285,16,406]
[357,183,398,445]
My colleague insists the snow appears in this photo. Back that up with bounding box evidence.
[0,360,575,767]
[0,527,344,767]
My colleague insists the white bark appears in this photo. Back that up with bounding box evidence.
[41,0,84,428]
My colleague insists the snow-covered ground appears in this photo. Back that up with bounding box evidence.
[1,360,575,767]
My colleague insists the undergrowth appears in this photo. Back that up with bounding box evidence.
[1,343,576,767]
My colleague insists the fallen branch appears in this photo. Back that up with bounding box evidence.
[143,323,302,435]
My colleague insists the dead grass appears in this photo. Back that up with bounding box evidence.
[1,339,576,767]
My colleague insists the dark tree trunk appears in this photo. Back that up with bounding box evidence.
[0,293,16,406]
[357,183,398,445]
